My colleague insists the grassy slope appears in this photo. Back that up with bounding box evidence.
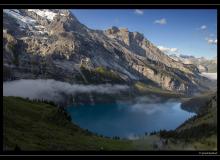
[178,93,217,132]
[3,96,217,151]
[133,81,185,98]
[158,93,217,150]
[79,66,125,84]
[3,97,136,151]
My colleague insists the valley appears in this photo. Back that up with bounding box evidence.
[3,93,217,150]
[3,9,217,151]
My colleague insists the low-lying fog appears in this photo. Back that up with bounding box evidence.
[3,79,129,103]
[3,79,196,138]
[201,72,217,80]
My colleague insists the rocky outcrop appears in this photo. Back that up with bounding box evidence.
[3,9,212,95]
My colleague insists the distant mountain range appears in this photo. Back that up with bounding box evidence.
[3,9,213,95]
[169,54,217,73]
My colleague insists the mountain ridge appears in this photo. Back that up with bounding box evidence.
[3,9,213,95]
[169,54,217,73]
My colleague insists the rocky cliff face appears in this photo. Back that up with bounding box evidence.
[3,9,211,95]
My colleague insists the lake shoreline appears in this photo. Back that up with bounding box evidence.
[3,78,216,140]
[3,95,217,150]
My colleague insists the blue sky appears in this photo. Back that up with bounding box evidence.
[71,9,217,59]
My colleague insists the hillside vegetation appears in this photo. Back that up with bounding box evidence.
[3,97,135,150]
[157,93,217,150]
[3,95,217,151]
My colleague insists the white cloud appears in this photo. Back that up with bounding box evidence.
[134,9,144,15]
[157,46,178,53]
[154,18,167,25]
[200,25,207,30]
[207,38,217,45]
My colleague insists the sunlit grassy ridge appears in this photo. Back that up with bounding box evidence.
[133,81,184,98]
[79,66,125,84]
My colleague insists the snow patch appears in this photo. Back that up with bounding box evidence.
[35,30,47,34]
[19,37,29,40]
[28,9,57,21]
[35,25,45,29]
[3,29,7,34]
[4,9,36,29]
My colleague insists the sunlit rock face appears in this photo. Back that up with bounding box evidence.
[3,9,212,95]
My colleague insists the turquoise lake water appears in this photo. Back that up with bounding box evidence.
[67,98,195,139]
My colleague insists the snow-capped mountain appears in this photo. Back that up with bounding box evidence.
[3,9,212,95]
[169,54,217,73]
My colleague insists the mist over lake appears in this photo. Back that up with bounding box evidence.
[201,72,217,80]
[3,79,129,103]
[2,9,217,151]
[3,79,195,139]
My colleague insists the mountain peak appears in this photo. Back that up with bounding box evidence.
[105,27,144,43]
[3,9,87,37]
[27,9,73,19]
[119,28,129,32]
[27,9,59,21]
[106,26,120,34]
[3,9,212,95]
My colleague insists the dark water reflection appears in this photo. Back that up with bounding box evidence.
[67,97,195,139]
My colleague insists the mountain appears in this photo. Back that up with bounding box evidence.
[169,54,217,73]
[3,9,212,95]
